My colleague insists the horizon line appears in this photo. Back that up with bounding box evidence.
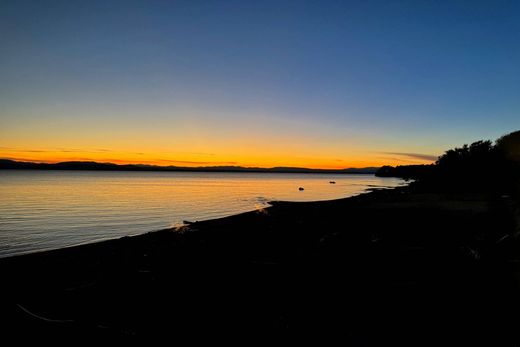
[0,158,386,172]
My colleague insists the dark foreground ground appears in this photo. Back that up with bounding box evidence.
[1,185,519,344]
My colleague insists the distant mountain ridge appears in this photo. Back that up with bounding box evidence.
[0,159,379,174]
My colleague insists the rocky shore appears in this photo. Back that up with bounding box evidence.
[1,184,519,344]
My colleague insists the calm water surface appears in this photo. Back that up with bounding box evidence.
[0,170,405,257]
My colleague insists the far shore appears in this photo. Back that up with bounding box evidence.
[1,183,519,343]
[0,159,380,174]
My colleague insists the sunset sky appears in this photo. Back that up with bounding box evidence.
[1,0,518,169]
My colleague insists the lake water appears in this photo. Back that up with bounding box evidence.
[0,170,405,258]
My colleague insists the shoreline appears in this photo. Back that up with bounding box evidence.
[0,183,405,260]
[0,186,390,261]
[1,184,519,342]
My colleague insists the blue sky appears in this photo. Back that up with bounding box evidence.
[1,0,519,167]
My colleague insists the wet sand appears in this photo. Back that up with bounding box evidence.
[1,185,519,344]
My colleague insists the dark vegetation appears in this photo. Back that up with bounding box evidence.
[0,130,519,344]
[375,164,434,180]
[376,130,520,192]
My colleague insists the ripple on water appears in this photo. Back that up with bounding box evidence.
[0,170,405,257]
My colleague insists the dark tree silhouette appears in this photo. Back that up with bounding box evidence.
[436,140,494,169]
[376,130,520,193]
[496,130,520,163]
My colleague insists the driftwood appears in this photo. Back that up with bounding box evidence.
[16,304,74,324]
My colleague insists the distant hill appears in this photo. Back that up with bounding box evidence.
[0,159,379,174]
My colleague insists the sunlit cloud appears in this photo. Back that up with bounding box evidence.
[0,147,49,153]
[0,153,238,167]
[0,146,438,168]
[0,156,97,162]
[378,157,421,164]
[0,146,141,154]
[381,152,438,162]
[184,152,216,157]
[152,159,238,166]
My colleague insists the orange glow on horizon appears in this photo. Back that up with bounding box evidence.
[0,147,436,169]
[0,100,441,170]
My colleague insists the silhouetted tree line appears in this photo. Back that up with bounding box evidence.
[376,164,435,180]
[376,130,520,192]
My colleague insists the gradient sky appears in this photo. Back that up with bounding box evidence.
[1,0,519,168]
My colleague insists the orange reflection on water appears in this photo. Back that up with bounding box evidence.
[0,170,405,257]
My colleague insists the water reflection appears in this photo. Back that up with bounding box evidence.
[0,170,405,257]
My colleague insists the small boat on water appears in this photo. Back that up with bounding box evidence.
[329,181,336,184]
[298,187,304,191]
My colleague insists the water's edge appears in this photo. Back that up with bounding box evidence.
[0,185,405,260]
